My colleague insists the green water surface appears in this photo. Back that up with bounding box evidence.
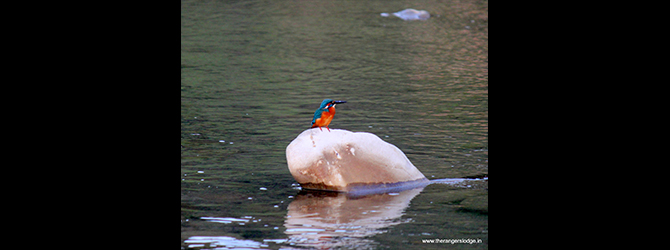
[182,0,487,249]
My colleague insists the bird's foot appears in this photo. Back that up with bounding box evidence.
[326,127,331,132]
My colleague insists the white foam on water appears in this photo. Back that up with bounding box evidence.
[201,217,249,224]
[184,236,266,249]
[285,228,326,232]
[263,239,287,244]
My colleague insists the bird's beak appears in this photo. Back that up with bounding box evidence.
[330,100,346,108]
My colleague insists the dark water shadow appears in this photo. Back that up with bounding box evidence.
[283,185,426,249]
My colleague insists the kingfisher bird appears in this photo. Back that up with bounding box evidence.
[311,99,346,132]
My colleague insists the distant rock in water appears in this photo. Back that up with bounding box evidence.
[381,8,430,21]
[286,128,428,193]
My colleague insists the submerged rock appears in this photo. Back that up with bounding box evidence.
[381,8,430,21]
[286,128,428,192]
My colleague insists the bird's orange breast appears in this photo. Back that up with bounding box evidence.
[311,107,336,128]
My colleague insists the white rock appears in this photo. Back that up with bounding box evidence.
[286,128,428,192]
[389,8,430,21]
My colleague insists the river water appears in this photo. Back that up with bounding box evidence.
[181,0,487,249]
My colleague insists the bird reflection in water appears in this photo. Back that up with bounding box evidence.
[283,185,426,249]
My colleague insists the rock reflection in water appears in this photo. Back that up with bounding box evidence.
[283,186,424,249]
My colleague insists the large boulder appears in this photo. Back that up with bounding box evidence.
[286,128,428,192]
